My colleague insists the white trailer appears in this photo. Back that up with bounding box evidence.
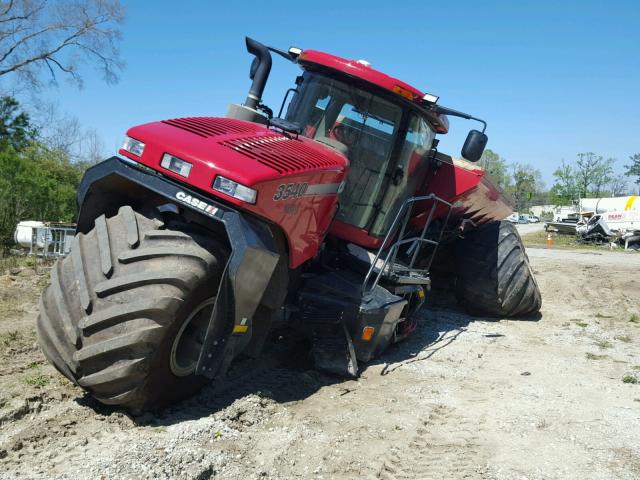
[13,221,76,257]
[579,196,640,233]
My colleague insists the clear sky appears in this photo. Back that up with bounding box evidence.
[39,0,640,186]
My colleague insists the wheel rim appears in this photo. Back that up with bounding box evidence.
[170,297,216,377]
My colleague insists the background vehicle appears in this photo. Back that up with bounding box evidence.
[528,215,540,223]
[37,38,541,412]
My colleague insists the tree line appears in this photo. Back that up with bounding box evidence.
[0,96,91,250]
[0,0,124,251]
[479,149,640,213]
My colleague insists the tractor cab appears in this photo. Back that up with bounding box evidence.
[284,69,436,244]
[277,48,487,249]
[227,38,489,250]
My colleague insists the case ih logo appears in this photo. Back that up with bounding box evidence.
[175,191,219,217]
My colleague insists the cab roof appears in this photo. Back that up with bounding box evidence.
[297,50,449,133]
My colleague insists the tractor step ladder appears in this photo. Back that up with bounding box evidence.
[362,194,453,295]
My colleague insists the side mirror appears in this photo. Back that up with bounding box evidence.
[461,130,488,162]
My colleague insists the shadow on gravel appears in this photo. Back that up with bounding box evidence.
[369,290,542,376]
[74,291,541,425]
[369,295,473,376]
[74,333,345,426]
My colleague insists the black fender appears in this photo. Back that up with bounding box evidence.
[76,157,286,378]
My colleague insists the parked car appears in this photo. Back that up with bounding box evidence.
[528,216,540,223]
[518,214,530,224]
[506,213,519,223]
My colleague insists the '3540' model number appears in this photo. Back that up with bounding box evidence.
[273,183,308,201]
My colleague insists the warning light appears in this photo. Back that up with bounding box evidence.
[361,326,375,342]
[418,288,426,300]
[392,85,415,101]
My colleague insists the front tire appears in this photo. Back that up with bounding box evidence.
[37,206,229,412]
[453,220,541,317]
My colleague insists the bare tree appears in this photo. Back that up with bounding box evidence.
[77,125,103,163]
[591,157,614,197]
[608,175,628,197]
[29,99,106,162]
[0,0,124,89]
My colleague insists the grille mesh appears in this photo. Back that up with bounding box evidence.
[219,135,340,174]
[162,117,257,137]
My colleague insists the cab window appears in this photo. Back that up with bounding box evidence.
[371,113,435,236]
[285,73,402,230]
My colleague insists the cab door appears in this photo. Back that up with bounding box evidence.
[370,113,436,236]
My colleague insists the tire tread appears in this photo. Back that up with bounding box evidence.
[37,206,225,411]
[454,221,541,317]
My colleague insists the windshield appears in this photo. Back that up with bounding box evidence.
[285,72,403,230]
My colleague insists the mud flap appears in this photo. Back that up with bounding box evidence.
[312,322,358,377]
[196,213,280,378]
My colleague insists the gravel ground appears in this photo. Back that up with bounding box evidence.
[515,222,546,236]
[0,246,639,479]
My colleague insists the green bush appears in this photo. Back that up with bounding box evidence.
[0,97,87,251]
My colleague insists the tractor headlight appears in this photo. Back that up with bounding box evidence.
[161,153,192,178]
[121,135,145,157]
[213,176,257,204]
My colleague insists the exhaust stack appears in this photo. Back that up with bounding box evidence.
[227,37,272,125]
[244,37,272,109]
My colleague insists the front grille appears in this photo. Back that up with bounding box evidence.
[219,135,339,174]
[162,117,257,138]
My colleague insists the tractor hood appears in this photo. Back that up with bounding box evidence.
[119,117,348,269]
[120,117,348,196]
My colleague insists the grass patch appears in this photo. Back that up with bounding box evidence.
[0,330,25,353]
[521,230,637,251]
[630,313,640,324]
[632,366,640,371]
[594,339,613,349]
[0,329,35,355]
[574,321,588,328]
[595,313,613,319]
[23,372,50,388]
[1,330,21,346]
[622,375,638,385]
[0,254,54,276]
[520,231,584,248]
[615,334,632,343]
[586,352,608,360]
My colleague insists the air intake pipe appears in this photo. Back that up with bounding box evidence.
[244,37,272,110]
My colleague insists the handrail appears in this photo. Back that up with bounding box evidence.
[362,194,452,296]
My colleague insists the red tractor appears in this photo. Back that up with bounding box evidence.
[37,38,540,412]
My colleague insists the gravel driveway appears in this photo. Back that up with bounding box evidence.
[1,246,639,479]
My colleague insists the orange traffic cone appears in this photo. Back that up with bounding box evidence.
[546,233,553,248]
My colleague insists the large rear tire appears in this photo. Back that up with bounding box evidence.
[453,220,541,317]
[37,206,229,412]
